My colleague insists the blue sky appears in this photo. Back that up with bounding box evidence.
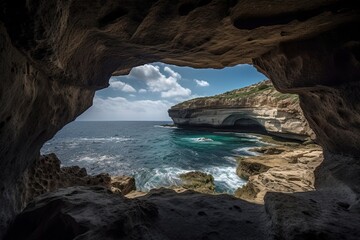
[77,63,266,121]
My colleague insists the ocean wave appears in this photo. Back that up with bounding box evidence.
[203,166,246,193]
[135,166,245,194]
[137,167,188,191]
[75,137,132,143]
[233,147,260,156]
[234,133,262,139]
[74,154,117,163]
[185,137,222,145]
[154,125,178,129]
[214,132,260,139]
[223,156,237,163]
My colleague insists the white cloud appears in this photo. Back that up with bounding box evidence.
[138,89,147,93]
[161,87,191,98]
[77,96,172,121]
[128,64,191,98]
[195,79,209,87]
[164,66,181,80]
[109,78,136,92]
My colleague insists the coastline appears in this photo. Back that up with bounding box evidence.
[234,135,323,203]
[122,131,322,203]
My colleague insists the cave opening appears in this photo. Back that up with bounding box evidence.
[1,1,359,239]
[233,118,267,133]
[41,63,275,194]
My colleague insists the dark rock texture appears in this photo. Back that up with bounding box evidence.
[4,187,268,240]
[4,187,160,240]
[0,0,359,238]
[22,153,111,205]
[22,153,136,205]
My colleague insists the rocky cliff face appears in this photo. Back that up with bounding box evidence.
[1,0,359,239]
[169,80,314,140]
[22,153,136,205]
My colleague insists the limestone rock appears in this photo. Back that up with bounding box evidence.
[179,171,215,194]
[169,80,314,141]
[235,144,323,203]
[111,176,136,195]
[22,153,135,205]
[236,156,289,180]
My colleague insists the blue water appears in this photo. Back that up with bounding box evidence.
[41,121,265,193]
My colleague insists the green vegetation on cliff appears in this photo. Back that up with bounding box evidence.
[171,80,299,110]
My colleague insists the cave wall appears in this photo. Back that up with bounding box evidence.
[253,26,360,192]
[0,23,95,233]
[254,26,360,155]
[0,0,359,237]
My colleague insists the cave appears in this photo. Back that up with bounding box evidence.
[0,0,359,239]
[223,115,268,133]
[233,118,267,133]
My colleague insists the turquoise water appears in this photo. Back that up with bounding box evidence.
[41,121,265,193]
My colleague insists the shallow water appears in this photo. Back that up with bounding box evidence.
[41,121,265,193]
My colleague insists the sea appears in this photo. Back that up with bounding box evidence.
[41,121,266,194]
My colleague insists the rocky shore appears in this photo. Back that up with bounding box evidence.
[22,153,136,206]
[235,138,323,203]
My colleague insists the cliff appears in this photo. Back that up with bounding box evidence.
[169,80,314,141]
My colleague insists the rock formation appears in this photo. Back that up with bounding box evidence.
[235,143,323,203]
[169,80,314,140]
[0,0,359,239]
[179,171,215,193]
[4,186,268,240]
[110,176,136,195]
[22,153,136,206]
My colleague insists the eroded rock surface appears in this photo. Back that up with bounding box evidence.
[235,144,323,203]
[265,191,360,240]
[169,80,314,141]
[179,171,215,194]
[22,153,136,206]
[5,187,268,240]
[4,187,160,240]
[111,176,136,195]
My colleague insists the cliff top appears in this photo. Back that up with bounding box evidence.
[171,80,299,110]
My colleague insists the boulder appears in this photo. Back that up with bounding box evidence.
[179,171,215,194]
[111,176,136,195]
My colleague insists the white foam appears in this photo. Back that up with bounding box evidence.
[203,166,246,193]
[185,137,222,145]
[234,133,262,139]
[223,156,237,163]
[195,137,214,142]
[75,154,117,163]
[138,167,188,191]
[154,125,178,129]
[135,166,246,194]
[76,137,132,143]
[233,147,260,156]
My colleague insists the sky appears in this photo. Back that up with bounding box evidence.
[77,63,267,121]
